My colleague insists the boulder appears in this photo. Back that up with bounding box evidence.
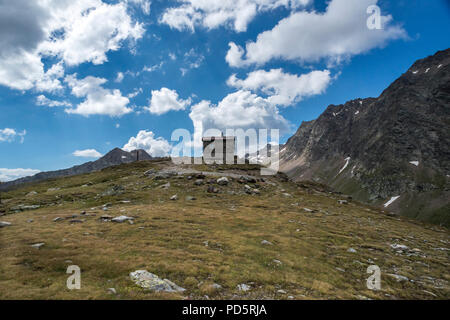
[31,243,45,249]
[217,177,229,186]
[194,179,204,186]
[112,216,134,223]
[207,186,219,194]
[130,270,186,293]
[237,284,251,292]
[170,195,179,201]
[0,221,12,228]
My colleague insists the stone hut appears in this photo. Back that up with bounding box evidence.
[202,135,236,164]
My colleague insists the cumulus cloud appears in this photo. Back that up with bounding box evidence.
[65,74,132,117]
[146,88,192,115]
[36,95,72,107]
[226,0,407,67]
[189,90,291,148]
[123,130,172,157]
[72,149,103,158]
[0,128,26,143]
[0,0,145,92]
[0,168,41,182]
[227,69,332,106]
[39,1,145,66]
[160,0,310,32]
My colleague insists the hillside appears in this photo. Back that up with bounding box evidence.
[0,148,152,191]
[280,49,450,226]
[0,160,448,299]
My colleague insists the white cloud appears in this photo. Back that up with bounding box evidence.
[0,0,145,92]
[160,0,310,32]
[65,74,132,117]
[124,0,151,15]
[143,62,164,73]
[0,168,41,182]
[72,149,103,158]
[123,130,172,157]
[227,69,332,106]
[226,0,407,67]
[39,1,145,66]
[115,72,125,83]
[36,95,72,107]
[180,48,204,76]
[127,88,143,98]
[146,88,192,115]
[189,90,291,148]
[0,128,26,143]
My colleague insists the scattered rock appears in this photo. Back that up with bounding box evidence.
[100,215,113,221]
[347,248,357,253]
[336,268,346,273]
[194,179,204,186]
[53,217,63,222]
[303,208,313,213]
[0,221,12,228]
[160,182,171,189]
[129,270,186,293]
[273,259,282,265]
[212,283,222,290]
[237,284,251,292]
[107,288,117,295]
[207,186,219,194]
[261,240,273,246]
[387,274,409,282]
[338,200,348,205]
[11,205,41,212]
[26,191,38,197]
[101,185,124,197]
[217,177,229,186]
[390,244,409,251]
[112,216,134,223]
[277,289,287,294]
[170,195,179,201]
[186,196,196,201]
[27,219,34,223]
[282,193,292,197]
[154,170,178,180]
[144,169,157,176]
[240,176,257,183]
[70,219,84,224]
[31,243,45,249]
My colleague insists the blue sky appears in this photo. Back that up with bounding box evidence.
[0,0,449,181]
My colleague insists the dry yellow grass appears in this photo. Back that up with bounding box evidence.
[0,160,448,300]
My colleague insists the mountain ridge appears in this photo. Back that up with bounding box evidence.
[0,148,153,191]
[279,48,450,226]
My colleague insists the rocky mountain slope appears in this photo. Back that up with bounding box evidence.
[280,49,450,226]
[0,148,152,191]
